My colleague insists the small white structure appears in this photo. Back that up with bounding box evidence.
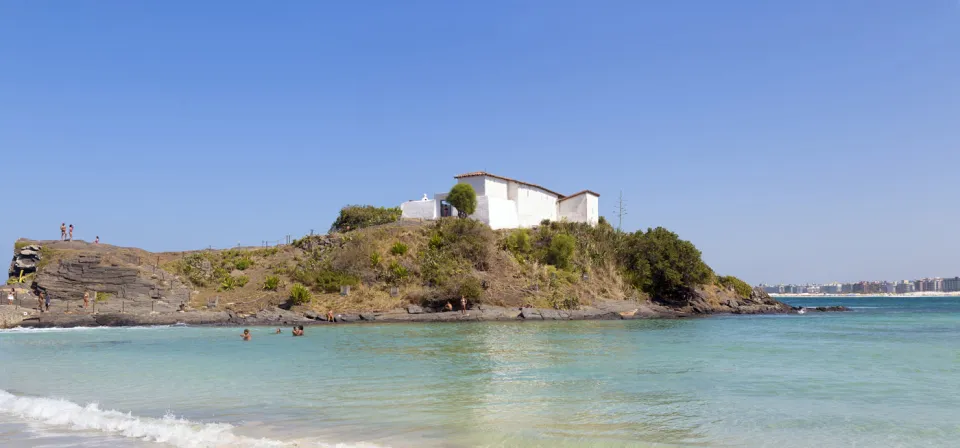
[400,172,600,230]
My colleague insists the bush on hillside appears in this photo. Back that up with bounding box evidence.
[290,283,313,305]
[329,205,402,233]
[312,270,361,293]
[447,183,477,218]
[390,242,409,256]
[263,275,281,291]
[717,275,753,298]
[234,257,253,271]
[503,229,532,258]
[546,234,576,270]
[386,260,410,284]
[620,227,714,305]
[370,252,382,267]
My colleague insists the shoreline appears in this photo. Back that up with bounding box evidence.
[2,299,850,330]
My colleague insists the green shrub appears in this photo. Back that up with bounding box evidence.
[447,183,477,217]
[386,260,410,284]
[370,252,382,267]
[218,276,236,291]
[314,270,360,293]
[390,242,409,256]
[619,227,714,305]
[717,275,753,298]
[504,229,532,256]
[263,275,281,291]
[427,218,494,270]
[546,234,576,269]
[234,257,253,271]
[457,276,483,301]
[235,275,249,287]
[290,283,313,305]
[329,205,402,233]
[95,292,111,302]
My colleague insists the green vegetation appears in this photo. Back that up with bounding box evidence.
[390,242,409,256]
[329,205,402,233]
[619,227,714,305]
[369,252,382,267]
[457,276,483,301]
[503,229,532,259]
[263,275,281,291]
[312,270,361,293]
[95,292,111,302]
[386,260,410,284]
[546,234,576,269]
[234,257,253,271]
[290,283,312,305]
[235,275,249,288]
[14,241,30,251]
[447,183,477,218]
[717,275,752,298]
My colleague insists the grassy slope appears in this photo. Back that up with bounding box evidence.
[15,219,748,315]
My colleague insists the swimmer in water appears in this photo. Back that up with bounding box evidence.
[292,325,304,336]
[275,328,282,334]
[242,329,251,341]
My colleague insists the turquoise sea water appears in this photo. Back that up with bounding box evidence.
[1,297,959,447]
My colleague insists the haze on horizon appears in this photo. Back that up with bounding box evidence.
[1,1,958,286]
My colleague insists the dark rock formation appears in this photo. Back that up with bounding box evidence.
[9,243,41,277]
[33,252,190,313]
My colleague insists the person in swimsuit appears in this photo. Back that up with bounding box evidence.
[444,301,453,312]
[60,223,66,241]
[44,291,50,311]
[460,295,467,315]
[94,236,99,244]
[83,291,89,309]
[242,329,251,341]
[326,310,334,322]
[275,328,282,334]
[68,224,74,241]
[292,325,304,336]
[7,288,14,306]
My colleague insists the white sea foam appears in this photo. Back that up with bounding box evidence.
[0,390,384,448]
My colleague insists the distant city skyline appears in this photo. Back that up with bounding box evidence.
[759,276,960,294]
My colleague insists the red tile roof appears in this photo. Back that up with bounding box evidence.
[454,171,595,199]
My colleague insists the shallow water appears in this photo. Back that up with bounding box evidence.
[1,297,959,447]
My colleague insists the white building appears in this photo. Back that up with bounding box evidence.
[400,171,600,230]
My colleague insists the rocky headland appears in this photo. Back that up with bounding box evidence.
[4,220,843,329]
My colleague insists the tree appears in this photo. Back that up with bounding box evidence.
[447,183,477,218]
[619,227,714,305]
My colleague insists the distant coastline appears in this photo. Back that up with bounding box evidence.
[771,292,960,298]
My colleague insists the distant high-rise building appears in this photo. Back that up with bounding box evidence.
[944,277,960,292]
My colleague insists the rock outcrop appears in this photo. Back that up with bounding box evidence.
[9,242,41,278]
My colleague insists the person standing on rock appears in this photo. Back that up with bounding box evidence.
[7,288,14,306]
[460,295,467,315]
[60,223,67,241]
[44,291,50,311]
[95,236,99,245]
[68,224,74,241]
[83,292,90,309]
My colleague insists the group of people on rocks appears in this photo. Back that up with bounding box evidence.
[444,295,469,314]
[59,222,98,244]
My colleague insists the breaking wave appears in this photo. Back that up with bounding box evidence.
[0,389,384,448]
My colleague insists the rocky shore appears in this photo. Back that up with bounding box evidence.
[3,239,846,329]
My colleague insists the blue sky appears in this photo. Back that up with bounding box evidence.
[2,1,958,285]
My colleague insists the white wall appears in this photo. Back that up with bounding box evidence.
[516,185,558,228]
[585,193,599,226]
[557,193,600,226]
[558,194,587,223]
[486,197,520,229]
[401,199,438,220]
[484,177,509,200]
[457,177,486,197]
